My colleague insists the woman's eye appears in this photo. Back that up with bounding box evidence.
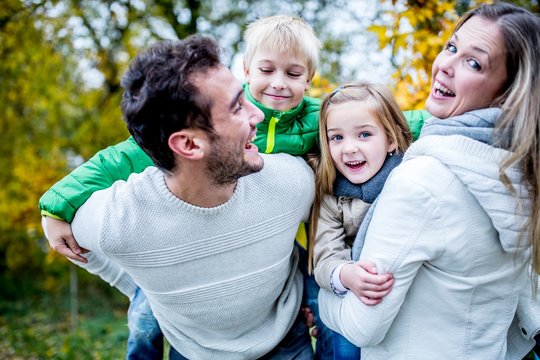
[446,43,457,53]
[467,59,481,71]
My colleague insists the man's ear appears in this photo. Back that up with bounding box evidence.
[243,62,250,84]
[168,130,205,160]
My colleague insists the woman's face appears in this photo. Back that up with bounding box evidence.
[425,16,508,119]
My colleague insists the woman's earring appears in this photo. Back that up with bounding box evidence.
[388,151,394,157]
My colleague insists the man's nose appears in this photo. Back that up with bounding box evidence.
[248,101,263,126]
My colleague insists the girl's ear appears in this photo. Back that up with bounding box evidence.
[387,140,397,154]
[168,130,205,160]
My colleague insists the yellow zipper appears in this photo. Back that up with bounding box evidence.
[264,116,279,153]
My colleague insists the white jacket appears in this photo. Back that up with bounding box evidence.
[320,129,535,359]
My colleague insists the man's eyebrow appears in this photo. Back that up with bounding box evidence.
[229,89,244,111]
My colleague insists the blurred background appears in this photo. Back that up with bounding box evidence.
[1,0,538,358]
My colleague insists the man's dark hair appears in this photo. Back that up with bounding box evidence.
[121,35,222,171]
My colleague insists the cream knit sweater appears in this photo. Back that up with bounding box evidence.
[71,153,315,359]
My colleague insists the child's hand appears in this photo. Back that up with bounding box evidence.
[43,216,89,263]
[340,260,394,306]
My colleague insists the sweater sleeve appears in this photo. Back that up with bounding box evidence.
[71,252,138,300]
[38,137,154,222]
[403,110,431,141]
[41,215,138,300]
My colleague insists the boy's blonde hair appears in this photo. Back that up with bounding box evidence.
[308,82,413,272]
[243,15,321,80]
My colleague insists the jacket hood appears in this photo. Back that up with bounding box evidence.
[404,108,530,254]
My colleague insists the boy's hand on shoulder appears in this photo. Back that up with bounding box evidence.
[340,260,394,306]
[43,216,89,263]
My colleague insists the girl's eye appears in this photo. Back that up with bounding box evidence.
[359,132,371,139]
[288,72,302,78]
[445,42,457,54]
[467,59,481,71]
[259,68,273,73]
[329,134,343,141]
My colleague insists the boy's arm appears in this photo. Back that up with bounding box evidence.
[39,137,154,222]
[403,110,431,141]
[42,217,138,300]
[40,137,153,261]
[44,216,89,262]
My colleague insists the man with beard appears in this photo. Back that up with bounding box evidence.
[60,35,316,359]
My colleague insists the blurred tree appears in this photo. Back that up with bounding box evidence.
[0,0,86,295]
[0,0,354,299]
[368,0,460,109]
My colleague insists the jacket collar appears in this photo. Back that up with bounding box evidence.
[243,84,305,124]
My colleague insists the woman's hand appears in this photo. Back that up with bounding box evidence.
[340,260,394,305]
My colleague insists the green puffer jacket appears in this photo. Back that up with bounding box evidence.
[244,84,320,155]
[39,105,430,222]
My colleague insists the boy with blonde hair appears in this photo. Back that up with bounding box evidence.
[242,14,321,155]
[40,15,331,359]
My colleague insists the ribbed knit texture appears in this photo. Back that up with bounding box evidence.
[72,154,315,359]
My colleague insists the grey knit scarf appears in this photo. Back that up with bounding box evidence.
[333,152,404,202]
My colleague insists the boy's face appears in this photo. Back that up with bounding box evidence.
[244,48,311,112]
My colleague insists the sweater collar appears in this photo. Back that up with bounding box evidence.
[243,84,305,124]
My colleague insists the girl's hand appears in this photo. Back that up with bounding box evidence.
[340,260,394,305]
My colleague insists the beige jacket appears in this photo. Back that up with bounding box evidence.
[313,194,370,292]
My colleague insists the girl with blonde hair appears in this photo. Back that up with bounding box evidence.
[309,81,413,359]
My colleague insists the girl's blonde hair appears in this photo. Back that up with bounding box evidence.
[308,82,412,272]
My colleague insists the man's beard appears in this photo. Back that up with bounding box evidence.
[204,138,263,186]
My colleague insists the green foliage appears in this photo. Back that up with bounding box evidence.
[0,270,130,359]
[0,0,351,291]
[0,1,85,283]
[368,0,460,109]
[0,0,349,355]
